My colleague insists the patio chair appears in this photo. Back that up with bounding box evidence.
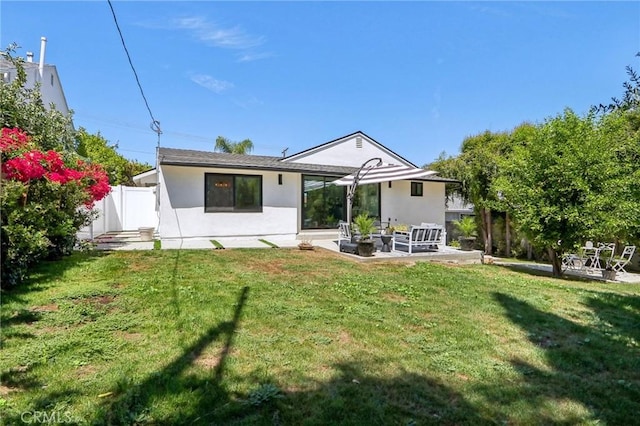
[596,243,616,270]
[337,221,352,250]
[562,253,585,271]
[611,245,636,273]
[583,242,603,270]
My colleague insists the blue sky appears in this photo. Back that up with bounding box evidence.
[2,1,639,167]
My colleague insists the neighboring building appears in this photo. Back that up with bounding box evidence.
[146,131,455,240]
[445,195,474,243]
[132,168,158,187]
[1,37,70,116]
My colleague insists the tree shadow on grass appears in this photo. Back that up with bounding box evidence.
[276,362,490,426]
[87,272,489,425]
[1,251,109,306]
[489,292,640,424]
[93,345,490,425]
[91,285,250,425]
[1,251,110,353]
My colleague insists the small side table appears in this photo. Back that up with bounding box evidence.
[380,235,392,252]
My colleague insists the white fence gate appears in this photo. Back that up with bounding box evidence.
[79,185,158,239]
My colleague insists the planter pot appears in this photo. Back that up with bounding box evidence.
[139,227,155,242]
[357,240,376,257]
[601,269,616,281]
[458,237,476,251]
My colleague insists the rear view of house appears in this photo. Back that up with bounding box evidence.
[153,131,452,240]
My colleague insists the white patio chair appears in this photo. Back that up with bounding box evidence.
[562,253,584,271]
[596,243,616,270]
[337,221,352,250]
[611,246,636,273]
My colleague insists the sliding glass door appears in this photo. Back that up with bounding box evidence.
[302,176,344,229]
[301,175,380,229]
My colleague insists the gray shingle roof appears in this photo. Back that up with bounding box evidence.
[158,147,457,182]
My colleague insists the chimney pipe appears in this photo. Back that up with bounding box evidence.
[26,52,34,62]
[38,36,47,80]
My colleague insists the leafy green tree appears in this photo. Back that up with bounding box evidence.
[495,109,639,277]
[76,128,151,185]
[429,131,511,255]
[214,136,254,154]
[596,57,640,112]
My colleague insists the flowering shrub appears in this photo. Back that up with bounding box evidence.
[1,127,111,286]
[0,127,30,151]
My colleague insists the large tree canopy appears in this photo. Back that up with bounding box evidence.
[495,109,640,276]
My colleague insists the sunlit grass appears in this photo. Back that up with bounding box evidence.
[1,248,638,425]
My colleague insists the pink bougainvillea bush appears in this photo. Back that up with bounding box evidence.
[1,127,111,286]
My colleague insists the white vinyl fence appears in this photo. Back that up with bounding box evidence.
[78,185,158,239]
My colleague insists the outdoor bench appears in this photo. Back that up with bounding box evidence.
[392,225,443,254]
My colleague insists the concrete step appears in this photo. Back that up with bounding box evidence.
[297,230,338,241]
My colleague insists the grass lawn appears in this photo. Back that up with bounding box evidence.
[1,248,639,425]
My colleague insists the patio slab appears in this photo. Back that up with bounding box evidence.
[314,239,483,264]
[494,260,640,284]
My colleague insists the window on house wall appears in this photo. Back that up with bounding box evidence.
[205,173,262,212]
[411,182,423,197]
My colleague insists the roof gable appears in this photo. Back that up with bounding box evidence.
[282,131,417,168]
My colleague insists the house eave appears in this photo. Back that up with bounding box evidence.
[159,160,355,177]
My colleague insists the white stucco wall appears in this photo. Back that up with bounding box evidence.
[7,62,70,116]
[380,180,445,227]
[284,134,411,167]
[158,165,300,239]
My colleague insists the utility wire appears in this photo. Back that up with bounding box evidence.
[106,0,162,146]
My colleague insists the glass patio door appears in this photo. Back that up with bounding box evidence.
[302,176,345,229]
[301,175,380,229]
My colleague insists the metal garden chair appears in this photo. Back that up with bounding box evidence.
[611,246,636,273]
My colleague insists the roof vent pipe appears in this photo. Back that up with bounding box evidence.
[38,36,47,80]
[26,52,34,62]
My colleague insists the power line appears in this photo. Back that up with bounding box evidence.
[106,0,162,146]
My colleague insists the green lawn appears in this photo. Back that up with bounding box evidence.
[1,249,639,425]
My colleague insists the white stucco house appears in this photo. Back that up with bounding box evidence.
[147,131,454,240]
[1,37,70,117]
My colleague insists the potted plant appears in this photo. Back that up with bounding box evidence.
[354,213,376,257]
[453,216,477,251]
[601,260,616,281]
[298,238,314,250]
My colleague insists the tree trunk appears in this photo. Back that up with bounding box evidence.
[548,247,562,277]
[483,207,493,255]
[505,211,511,258]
